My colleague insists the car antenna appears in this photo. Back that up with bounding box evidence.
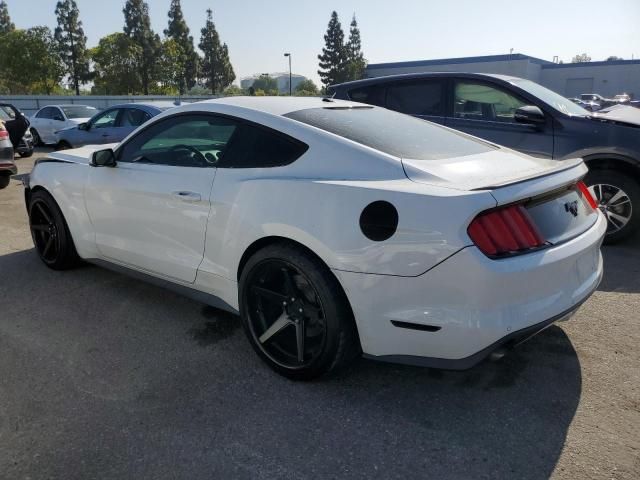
[322,90,337,102]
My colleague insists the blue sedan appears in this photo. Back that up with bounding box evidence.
[54,102,179,150]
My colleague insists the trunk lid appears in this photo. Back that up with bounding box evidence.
[402,149,598,247]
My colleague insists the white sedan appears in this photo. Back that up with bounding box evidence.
[29,104,98,145]
[25,97,606,380]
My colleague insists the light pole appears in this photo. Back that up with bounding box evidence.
[284,53,292,96]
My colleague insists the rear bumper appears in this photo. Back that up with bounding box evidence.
[334,212,606,367]
[0,160,17,175]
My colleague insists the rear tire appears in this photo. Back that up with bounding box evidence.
[19,149,33,158]
[239,243,360,380]
[28,190,81,270]
[0,175,9,189]
[30,129,42,147]
[585,169,640,244]
[55,141,72,151]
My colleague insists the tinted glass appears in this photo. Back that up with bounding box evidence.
[119,114,238,168]
[387,80,444,116]
[92,109,119,129]
[51,108,65,121]
[348,86,386,107]
[36,107,53,119]
[220,123,308,168]
[0,105,15,120]
[120,108,152,127]
[454,81,527,123]
[285,107,494,160]
[61,105,98,119]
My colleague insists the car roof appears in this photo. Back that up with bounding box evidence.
[107,101,179,111]
[177,96,363,117]
[330,72,524,90]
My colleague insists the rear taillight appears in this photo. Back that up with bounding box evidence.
[577,181,598,210]
[468,204,546,257]
[0,129,8,139]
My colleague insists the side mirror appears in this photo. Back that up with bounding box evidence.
[91,148,117,168]
[514,105,546,125]
[78,122,89,131]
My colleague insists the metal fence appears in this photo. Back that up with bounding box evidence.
[0,95,221,116]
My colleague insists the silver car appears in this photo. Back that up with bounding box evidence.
[54,102,178,150]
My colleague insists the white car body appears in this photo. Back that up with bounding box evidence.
[30,105,97,145]
[26,97,606,369]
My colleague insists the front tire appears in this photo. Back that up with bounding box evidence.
[585,169,640,244]
[28,190,81,270]
[55,141,72,151]
[19,149,34,158]
[239,243,360,380]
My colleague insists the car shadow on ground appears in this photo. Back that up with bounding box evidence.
[0,248,583,479]
[599,235,640,293]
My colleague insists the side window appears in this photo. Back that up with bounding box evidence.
[219,123,308,168]
[348,85,386,107]
[119,108,152,127]
[119,114,239,168]
[387,80,445,116]
[92,109,120,129]
[37,107,52,119]
[454,81,527,123]
[51,108,65,121]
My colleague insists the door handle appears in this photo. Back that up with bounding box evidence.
[172,191,201,203]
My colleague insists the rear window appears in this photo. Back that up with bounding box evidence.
[285,107,494,160]
[61,105,97,119]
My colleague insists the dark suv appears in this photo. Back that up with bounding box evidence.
[330,73,640,243]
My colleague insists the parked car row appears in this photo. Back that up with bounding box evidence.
[329,73,640,243]
[30,102,179,150]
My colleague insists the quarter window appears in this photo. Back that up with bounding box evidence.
[220,123,308,168]
[387,80,445,116]
[454,81,527,123]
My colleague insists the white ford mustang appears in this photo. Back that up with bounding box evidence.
[25,97,606,380]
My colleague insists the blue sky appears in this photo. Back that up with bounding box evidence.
[7,0,640,86]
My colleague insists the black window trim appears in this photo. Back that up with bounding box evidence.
[115,110,309,169]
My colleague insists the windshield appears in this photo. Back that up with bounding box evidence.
[61,105,98,119]
[512,79,590,116]
[286,106,495,160]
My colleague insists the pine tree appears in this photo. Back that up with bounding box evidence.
[0,1,15,34]
[198,9,235,94]
[164,0,198,94]
[54,0,90,95]
[123,0,161,95]
[346,14,366,81]
[317,11,348,88]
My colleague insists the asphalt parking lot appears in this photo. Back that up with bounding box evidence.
[1,150,639,480]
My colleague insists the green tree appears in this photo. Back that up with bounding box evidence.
[317,11,348,88]
[0,0,15,34]
[606,56,623,61]
[251,74,278,95]
[0,27,63,94]
[123,0,161,94]
[294,78,319,96]
[158,38,187,94]
[91,32,142,94]
[54,0,90,95]
[571,53,591,63]
[223,85,244,96]
[345,14,366,81]
[198,9,235,94]
[164,0,198,94]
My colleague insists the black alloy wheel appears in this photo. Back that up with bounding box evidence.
[28,190,80,270]
[239,244,359,380]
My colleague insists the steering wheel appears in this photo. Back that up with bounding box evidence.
[169,144,207,167]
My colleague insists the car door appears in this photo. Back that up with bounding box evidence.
[385,78,447,125]
[445,79,554,158]
[49,107,68,139]
[83,108,121,145]
[34,107,55,143]
[84,113,239,283]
